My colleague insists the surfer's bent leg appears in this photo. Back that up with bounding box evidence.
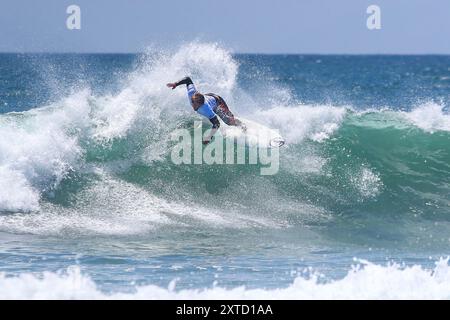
[214,97,242,126]
[209,116,220,129]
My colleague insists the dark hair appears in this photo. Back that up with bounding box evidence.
[192,93,205,105]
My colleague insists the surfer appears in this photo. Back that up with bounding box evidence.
[167,76,245,144]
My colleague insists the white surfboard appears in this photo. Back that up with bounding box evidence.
[218,117,285,148]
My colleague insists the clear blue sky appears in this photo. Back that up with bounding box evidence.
[1,0,449,54]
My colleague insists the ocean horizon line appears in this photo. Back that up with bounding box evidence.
[0,51,450,56]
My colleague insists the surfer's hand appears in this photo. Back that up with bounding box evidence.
[202,139,211,145]
[166,83,177,90]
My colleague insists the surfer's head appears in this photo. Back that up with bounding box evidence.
[191,92,205,108]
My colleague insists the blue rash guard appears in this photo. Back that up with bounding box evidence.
[174,76,222,129]
[186,83,217,119]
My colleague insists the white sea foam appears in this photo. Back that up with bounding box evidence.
[0,166,40,212]
[403,102,450,133]
[252,104,347,143]
[0,91,89,212]
[1,259,450,299]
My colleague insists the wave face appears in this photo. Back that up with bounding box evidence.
[0,44,450,297]
[1,46,449,231]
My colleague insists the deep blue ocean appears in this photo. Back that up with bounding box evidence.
[0,43,449,298]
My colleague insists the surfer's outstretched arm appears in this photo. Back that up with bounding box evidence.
[167,76,198,101]
[166,76,193,89]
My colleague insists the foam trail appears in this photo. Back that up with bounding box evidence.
[1,259,450,299]
[251,104,347,143]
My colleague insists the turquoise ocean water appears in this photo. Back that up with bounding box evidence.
[0,43,449,298]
